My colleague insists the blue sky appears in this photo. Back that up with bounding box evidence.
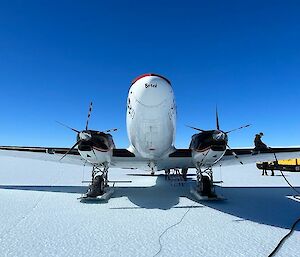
[0,0,299,148]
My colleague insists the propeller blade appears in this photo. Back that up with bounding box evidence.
[56,121,80,133]
[227,144,243,165]
[60,140,81,161]
[85,101,93,130]
[225,124,251,134]
[186,125,206,132]
[103,128,118,133]
[216,107,220,130]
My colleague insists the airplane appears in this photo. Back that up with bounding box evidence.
[1,73,300,200]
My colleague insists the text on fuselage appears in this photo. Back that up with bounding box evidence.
[145,83,157,88]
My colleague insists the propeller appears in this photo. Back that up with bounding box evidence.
[185,125,206,132]
[187,107,251,136]
[60,140,82,160]
[226,144,243,165]
[57,101,117,160]
[187,107,251,165]
[55,121,80,133]
[225,124,251,134]
[216,107,220,130]
[85,101,93,130]
[98,128,118,134]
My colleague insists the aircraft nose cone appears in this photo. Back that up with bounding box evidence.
[131,76,173,106]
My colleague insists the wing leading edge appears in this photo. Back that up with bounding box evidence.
[0,146,87,166]
[0,146,137,167]
[219,147,300,166]
[1,145,300,170]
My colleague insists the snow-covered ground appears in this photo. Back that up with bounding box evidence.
[0,156,299,257]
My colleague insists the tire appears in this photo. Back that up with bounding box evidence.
[88,175,105,197]
[201,175,212,196]
[100,177,105,194]
[95,175,105,194]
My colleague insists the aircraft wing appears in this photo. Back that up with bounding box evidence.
[0,146,144,168]
[219,147,300,166]
[154,147,300,170]
[111,146,300,170]
[0,146,89,166]
[0,145,194,170]
[1,145,300,170]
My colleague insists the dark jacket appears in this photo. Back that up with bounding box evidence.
[254,134,267,149]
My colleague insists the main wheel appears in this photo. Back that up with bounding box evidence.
[87,175,105,197]
[201,175,212,196]
[94,175,105,195]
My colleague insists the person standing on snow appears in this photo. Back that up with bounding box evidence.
[262,162,268,176]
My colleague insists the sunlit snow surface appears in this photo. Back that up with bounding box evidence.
[0,156,299,257]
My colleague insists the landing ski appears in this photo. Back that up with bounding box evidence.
[78,188,114,202]
[190,187,226,201]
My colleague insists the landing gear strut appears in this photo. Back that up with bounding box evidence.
[195,164,216,197]
[85,163,109,198]
[182,168,188,181]
[148,161,157,176]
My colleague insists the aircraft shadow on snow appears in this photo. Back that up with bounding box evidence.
[0,175,299,230]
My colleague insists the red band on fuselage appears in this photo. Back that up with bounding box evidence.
[194,146,211,153]
[92,146,109,152]
[131,73,171,85]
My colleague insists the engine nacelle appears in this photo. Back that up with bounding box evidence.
[189,131,227,167]
[78,131,115,165]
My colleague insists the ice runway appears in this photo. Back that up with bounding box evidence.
[0,157,299,257]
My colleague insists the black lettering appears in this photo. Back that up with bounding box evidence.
[145,83,158,88]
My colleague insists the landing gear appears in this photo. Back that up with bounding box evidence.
[148,161,157,176]
[163,168,188,181]
[190,164,224,201]
[195,164,216,198]
[85,164,109,198]
[165,169,171,180]
[199,173,213,196]
[182,168,188,181]
[190,164,225,201]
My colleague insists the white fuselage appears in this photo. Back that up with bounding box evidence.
[126,75,176,159]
